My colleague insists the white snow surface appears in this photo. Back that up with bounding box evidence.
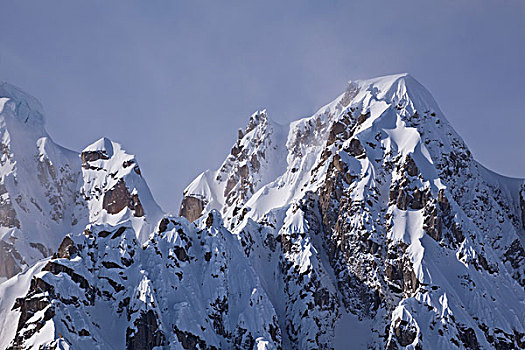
[183,73,525,348]
[0,74,524,349]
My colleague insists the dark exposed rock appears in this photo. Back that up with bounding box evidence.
[13,293,51,333]
[179,195,205,223]
[174,246,189,262]
[269,322,282,346]
[10,301,55,348]
[103,277,125,293]
[126,310,166,350]
[389,183,429,211]
[29,242,51,258]
[78,329,90,336]
[174,327,217,350]
[450,222,465,243]
[385,262,403,284]
[328,122,346,145]
[313,288,331,308]
[366,239,379,254]
[423,189,465,246]
[393,188,407,211]
[130,194,144,217]
[457,326,480,350]
[56,236,77,259]
[158,218,170,233]
[99,230,112,238]
[43,261,95,304]
[81,150,109,167]
[101,179,145,217]
[0,240,22,278]
[234,327,255,349]
[122,160,134,168]
[8,276,59,349]
[410,189,426,210]
[332,154,356,184]
[224,177,237,199]
[504,239,525,270]
[404,156,418,177]
[385,258,419,295]
[0,183,7,196]
[437,189,450,213]
[503,239,525,286]
[206,212,216,228]
[393,319,417,346]
[121,257,134,267]
[101,261,123,269]
[231,143,243,157]
[239,164,249,179]
[514,330,525,348]
[384,241,421,296]
[345,138,365,158]
[245,111,267,135]
[209,296,228,337]
[250,153,261,173]
[423,206,442,241]
[111,226,127,239]
[478,326,523,350]
[0,194,20,229]
[357,112,369,125]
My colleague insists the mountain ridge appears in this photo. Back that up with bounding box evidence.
[0,74,523,349]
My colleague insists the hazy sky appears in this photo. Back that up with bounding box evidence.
[0,1,523,211]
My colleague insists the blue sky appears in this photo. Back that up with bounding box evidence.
[0,1,523,211]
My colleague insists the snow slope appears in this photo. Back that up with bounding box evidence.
[0,81,165,284]
[182,73,525,349]
[0,213,280,350]
[0,82,87,282]
[0,74,523,349]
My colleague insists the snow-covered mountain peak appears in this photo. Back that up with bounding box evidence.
[0,82,45,132]
[0,83,85,282]
[81,137,137,177]
[344,73,434,105]
[179,73,525,349]
[0,76,523,349]
[181,108,288,225]
[182,74,448,225]
[80,137,163,242]
[82,136,115,157]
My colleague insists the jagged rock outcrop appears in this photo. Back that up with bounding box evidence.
[0,75,523,349]
[182,74,525,349]
[179,195,206,222]
[80,137,163,242]
[0,81,165,282]
[181,109,289,228]
[0,213,281,349]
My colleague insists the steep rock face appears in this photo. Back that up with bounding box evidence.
[80,137,163,243]
[0,83,165,282]
[181,110,289,228]
[237,204,341,350]
[0,212,281,350]
[178,195,205,223]
[0,83,87,281]
[182,74,525,349]
[0,75,523,350]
